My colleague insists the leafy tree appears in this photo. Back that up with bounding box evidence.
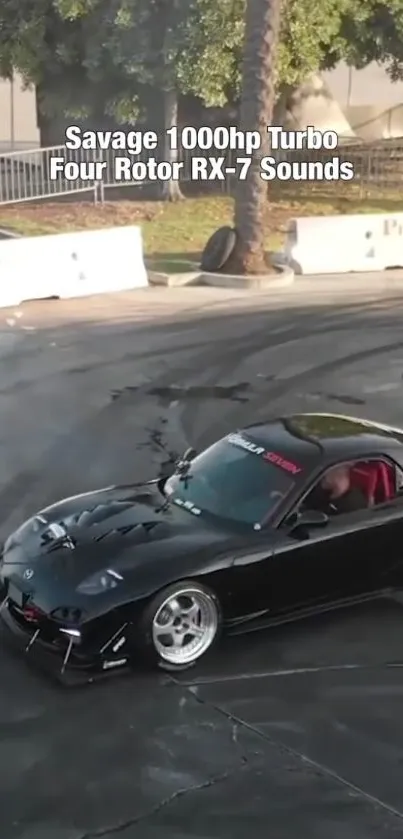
[94,0,246,199]
[278,0,361,92]
[1,0,402,122]
[0,0,245,199]
[1,0,403,209]
[327,0,403,81]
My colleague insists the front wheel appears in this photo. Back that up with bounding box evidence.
[137,581,222,670]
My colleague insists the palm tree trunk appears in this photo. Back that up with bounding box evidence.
[232,0,282,274]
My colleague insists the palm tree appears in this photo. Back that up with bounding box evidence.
[232,0,282,274]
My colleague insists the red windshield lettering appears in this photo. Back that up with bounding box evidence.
[264,452,301,474]
[265,452,280,465]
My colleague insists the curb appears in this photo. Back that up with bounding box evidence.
[147,270,202,287]
[199,262,294,289]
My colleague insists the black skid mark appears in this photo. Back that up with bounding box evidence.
[111,383,251,404]
[149,383,251,403]
[309,392,366,406]
[147,421,181,479]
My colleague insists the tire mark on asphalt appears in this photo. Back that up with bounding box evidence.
[0,306,341,396]
[180,306,403,445]
[2,312,400,401]
[202,338,403,450]
[2,301,403,527]
[3,293,399,386]
[0,319,304,521]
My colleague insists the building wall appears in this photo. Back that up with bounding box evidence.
[323,61,403,108]
[322,61,403,139]
[0,73,39,151]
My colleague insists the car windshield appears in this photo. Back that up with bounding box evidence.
[164,434,297,527]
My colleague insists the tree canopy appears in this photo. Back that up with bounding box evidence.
[1,0,403,129]
[330,0,403,80]
[0,0,244,124]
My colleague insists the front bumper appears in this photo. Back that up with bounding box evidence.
[0,600,133,686]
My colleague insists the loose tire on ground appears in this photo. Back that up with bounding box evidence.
[200,227,237,272]
[136,580,222,670]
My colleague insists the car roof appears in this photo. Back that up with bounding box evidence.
[241,413,403,467]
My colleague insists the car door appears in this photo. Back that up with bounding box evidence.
[367,495,403,587]
[224,492,403,621]
[268,502,403,610]
[227,520,343,619]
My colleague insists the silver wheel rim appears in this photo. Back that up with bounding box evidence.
[152,587,218,665]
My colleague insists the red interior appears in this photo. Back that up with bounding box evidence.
[350,461,395,503]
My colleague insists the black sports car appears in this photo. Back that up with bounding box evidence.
[2,412,403,685]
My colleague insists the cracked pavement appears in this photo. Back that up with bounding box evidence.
[2,279,403,837]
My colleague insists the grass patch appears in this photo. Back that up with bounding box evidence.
[146,257,198,273]
[0,186,401,262]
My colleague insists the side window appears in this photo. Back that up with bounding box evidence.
[348,459,396,505]
[299,458,397,517]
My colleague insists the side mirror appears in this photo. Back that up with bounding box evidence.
[297,510,328,528]
[287,509,328,535]
[174,447,196,475]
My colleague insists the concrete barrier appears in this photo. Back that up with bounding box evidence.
[280,213,403,274]
[0,225,148,307]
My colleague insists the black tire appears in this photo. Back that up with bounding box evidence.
[200,227,237,272]
[136,580,222,671]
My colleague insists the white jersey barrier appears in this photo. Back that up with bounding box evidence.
[0,225,148,308]
[281,214,403,274]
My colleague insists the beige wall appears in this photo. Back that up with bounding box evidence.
[0,72,39,151]
[323,61,403,108]
[322,62,403,138]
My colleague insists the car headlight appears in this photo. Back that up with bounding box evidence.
[76,568,123,595]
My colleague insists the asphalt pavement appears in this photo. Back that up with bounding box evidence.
[2,277,403,838]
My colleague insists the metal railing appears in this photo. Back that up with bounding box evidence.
[0,143,211,205]
[1,137,403,206]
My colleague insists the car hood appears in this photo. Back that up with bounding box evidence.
[3,481,228,558]
[0,482,240,611]
[0,482,279,617]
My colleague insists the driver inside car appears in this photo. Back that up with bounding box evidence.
[304,464,367,516]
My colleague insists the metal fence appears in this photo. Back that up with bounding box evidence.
[1,137,403,206]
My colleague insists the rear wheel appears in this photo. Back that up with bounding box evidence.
[137,581,221,670]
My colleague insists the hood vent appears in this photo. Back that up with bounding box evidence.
[34,499,162,553]
[93,521,160,543]
[65,501,135,529]
[39,501,148,548]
